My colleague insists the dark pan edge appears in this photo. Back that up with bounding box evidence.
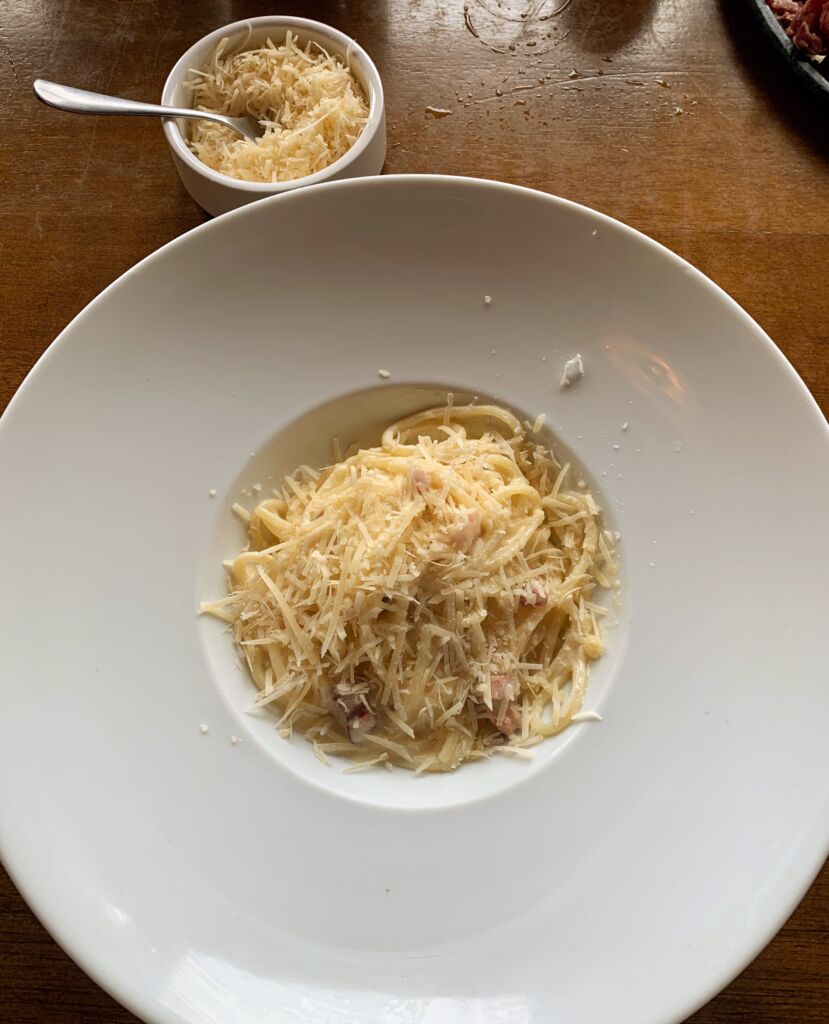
[745,0,829,105]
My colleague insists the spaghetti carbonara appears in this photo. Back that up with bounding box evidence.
[203,403,616,772]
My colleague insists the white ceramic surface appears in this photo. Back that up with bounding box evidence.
[161,17,386,216]
[0,176,827,1024]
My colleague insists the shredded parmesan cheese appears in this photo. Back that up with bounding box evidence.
[186,32,369,183]
[202,404,616,772]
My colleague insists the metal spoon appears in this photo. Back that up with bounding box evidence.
[33,79,261,141]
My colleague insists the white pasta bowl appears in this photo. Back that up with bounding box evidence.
[0,176,827,1024]
[161,16,386,216]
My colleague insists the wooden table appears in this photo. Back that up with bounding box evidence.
[1,1,827,1020]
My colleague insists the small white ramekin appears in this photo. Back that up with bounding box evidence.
[161,16,386,217]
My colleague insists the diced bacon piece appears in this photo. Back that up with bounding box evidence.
[494,705,517,736]
[447,508,481,552]
[517,578,547,607]
[331,683,360,716]
[476,673,519,736]
[332,682,377,742]
[490,673,516,702]
[410,465,432,495]
[346,705,377,743]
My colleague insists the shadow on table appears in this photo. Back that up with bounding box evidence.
[564,0,660,54]
[720,0,829,159]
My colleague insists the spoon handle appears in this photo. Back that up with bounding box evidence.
[33,79,215,126]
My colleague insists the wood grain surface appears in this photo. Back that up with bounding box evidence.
[1,1,827,1021]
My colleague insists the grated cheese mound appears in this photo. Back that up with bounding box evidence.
[186,32,369,183]
[202,404,616,772]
